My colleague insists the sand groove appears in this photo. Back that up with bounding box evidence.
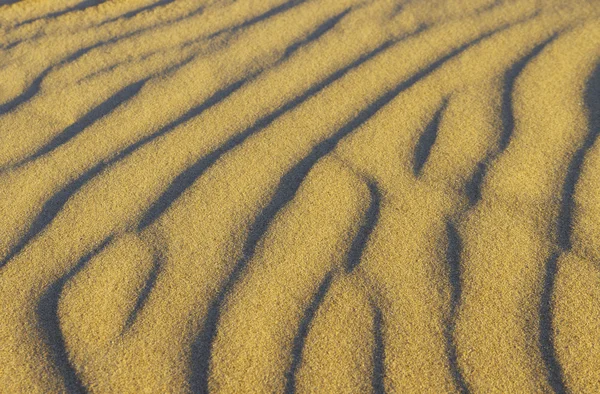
[0,0,599,393]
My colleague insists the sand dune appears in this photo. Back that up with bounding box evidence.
[0,0,599,392]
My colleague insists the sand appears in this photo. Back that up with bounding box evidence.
[0,0,599,392]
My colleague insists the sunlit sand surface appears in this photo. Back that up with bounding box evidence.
[1,0,599,392]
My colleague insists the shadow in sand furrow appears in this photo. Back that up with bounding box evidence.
[0,170,114,269]
[78,49,197,87]
[138,26,433,230]
[446,222,462,323]
[0,43,111,117]
[17,0,104,27]
[135,8,355,231]
[17,79,147,167]
[209,0,308,39]
[459,33,566,392]
[98,0,205,28]
[0,66,240,271]
[37,236,112,394]
[134,74,256,230]
[94,4,207,58]
[499,33,560,151]
[64,0,193,30]
[539,253,565,394]
[2,4,208,115]
[372,305,385,394]
[121,0,177,20]
[177,0,338,52]
[189,25,509,392]
[124,251,162,330]
[474,0,505,15]
[465,33,560,205]
[346,180,380,273]
[283,7,351,60]
[458,29,575,394]
[178,6,350,67]
[239,27,505,249]
[464,161,486,205]
[78,62,129,85]
[413,99,448,176]
[445,221,470,394]
[0,172,109,270]
[538,61,600,394]
[557,63,600,251]
[137,37,404,230]
[284,272,334,394]
[2,38,25,51]
[0,70,49,116]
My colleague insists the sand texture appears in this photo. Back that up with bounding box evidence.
[0,0,600,392]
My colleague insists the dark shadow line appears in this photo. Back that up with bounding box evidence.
[284,272,333,394]
[77,62,122,85]
[180,1,348,52]
[110,67,246,157]
[99,0,204,27]
[0,69,49,116]
[346,180,380,273]
[133,75,256,229]
[389,3,404,18]
[36,236,112,394]
[1,4,205,116]
[474,0,504,15]
[0,166,103,270]
[189,25,506,393]
[539,61,600,394]
[135,8,355,228]
[452,28,570,394]
[0,61,187,262]
[55,0,202,63]
[79,36,197,84]
[465,32,559,206]
[465,161,486,206]
[0,43,106,117]
[3,37,25,51]
[445,221,470,394]
[16,0,103,27]
[539,253,566,394]
[143,3,345,70]
[138,26,432,231]
[282,7,351,60]
[372,305,385,394]
[0,71,244,271]
[169,3,206,23]
[446,222,462,313]
[557,62,600,251]
[138,28,427,230]
[499,33,559,151]
[190,295,220,393]
[19,79,147,166]
[558,148,584,251]
[123,251,161,330]
[121,0,176,19]
[209,0,308,39]
[413,99,448,176]
[244,24,507,245]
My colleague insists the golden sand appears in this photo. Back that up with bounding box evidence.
[0,0,599,392]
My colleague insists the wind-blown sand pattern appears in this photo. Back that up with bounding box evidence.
[0,0,599,392]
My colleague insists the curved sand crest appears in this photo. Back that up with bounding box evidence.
[0,0,600,392]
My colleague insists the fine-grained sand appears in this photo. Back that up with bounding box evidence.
[1,0,599,392]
